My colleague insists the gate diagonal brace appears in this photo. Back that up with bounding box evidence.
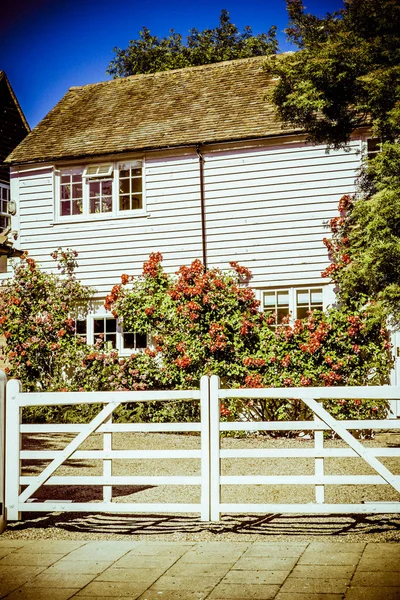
[18,401,120,504]
[304,396,400,494]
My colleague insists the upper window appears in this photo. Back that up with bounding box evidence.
[0,185,10,231]
[263,287,323,326]
[367,138,381,160]
[57,160,144,221]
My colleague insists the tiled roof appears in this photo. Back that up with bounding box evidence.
[6,56,297,166]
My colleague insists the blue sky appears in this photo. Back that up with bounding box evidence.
[1,0,344,129]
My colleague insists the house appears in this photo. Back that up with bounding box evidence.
[4,56,371,356]
[0,71,30,265]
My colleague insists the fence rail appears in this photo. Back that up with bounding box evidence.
[2,375,400,528]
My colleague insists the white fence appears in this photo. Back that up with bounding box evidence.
[3,375,400,526]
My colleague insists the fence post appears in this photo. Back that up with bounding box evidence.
[103,414,113,504]
[5,379,22,521]
[200,376,210,521]
[210,375,221,521]
[314,400,325,504]
[0,370,6,533]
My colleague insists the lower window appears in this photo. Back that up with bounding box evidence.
[263,287,324,326]
[74,316,147,353]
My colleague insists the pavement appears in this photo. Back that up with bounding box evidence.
[0,539,399,599]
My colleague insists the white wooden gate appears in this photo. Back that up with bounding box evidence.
[3,375,400,524]
[209,376,400,520]
[5,377,210,521]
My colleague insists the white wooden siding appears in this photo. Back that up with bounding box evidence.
[204,140,360,287]
[4,139,361,296]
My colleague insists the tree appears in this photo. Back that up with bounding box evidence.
[0,249,93,392]
[107,9,278,78]
[265,0,400,147]
[266,0,400,326]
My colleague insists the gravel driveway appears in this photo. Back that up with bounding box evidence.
[2,432,400,543]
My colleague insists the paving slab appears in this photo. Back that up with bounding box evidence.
[233,556,298,571]
[290,564,355,579]
[356,557,400,571]
[207,582,280,599]
[4,589,79,600]
[351,570,400,586]
[279,577,349,595]
[298,551,361,566]
[275,595,344,600]
[242,543,307,558]
[221,569,290,585]
[0,552,65,567]
[345,587,400,600]
[74,581,149,598]
[0,539,397,600]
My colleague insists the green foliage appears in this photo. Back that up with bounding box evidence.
[322,143,400,327]
[0,249,94,391]
[107,9,278,78]
[265,0,400,147]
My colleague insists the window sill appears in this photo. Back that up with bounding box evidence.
[51,211,148,226]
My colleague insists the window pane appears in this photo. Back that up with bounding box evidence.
[131,195,142,210]
[89,181,100,196]
[102,181,112,196]
[105,333,117,348]
[105,318,117,333]
[61,184,71,200]
[277,308,290,323]
[136,333,147,348]
[263,292,276,307]
[119,178,130,194]
[120,195,130,211]
[72,200,82,215]
[103,196,112,212]
[76,320,87,335]
[311,289,323,305]
[119,165,130,178]
[93,318,105,334]
[72,174,82,183]
[131,178,142,194]
[277,291,289,306]
[297,290,309,306]
[297,307,309,320]
[72,184,82,199]
[123,333,136,349]
[61,175,69,184]
[61,201,70,216]
[90,197,100,213]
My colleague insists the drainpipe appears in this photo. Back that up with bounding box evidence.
[196,144,207,269]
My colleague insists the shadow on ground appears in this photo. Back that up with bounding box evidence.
[5,511,400,541]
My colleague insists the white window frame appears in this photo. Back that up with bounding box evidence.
[55,158,146,223]
[261,286,326,325]
[0,183,10,231]
[74,314,147,355]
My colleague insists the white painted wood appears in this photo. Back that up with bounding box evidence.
[18,502,202,513]
[20,476,202,485]
[219,448,400,458]
[20,423,202,433]
[17,389,200,407]
[219,420,399,431]
[219,386,400,400]
[103,415,112,503]
[13,137,362,293]
[5,380,22,521]
[219,503,400,514]
[314,402,325,504]
[200,375,210,522]
[210,375,221,522]
[21,450,202,459]
[18,401,120,503]
[0,371,6,532]
[220,475,396,485]
[304,397,400,494]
